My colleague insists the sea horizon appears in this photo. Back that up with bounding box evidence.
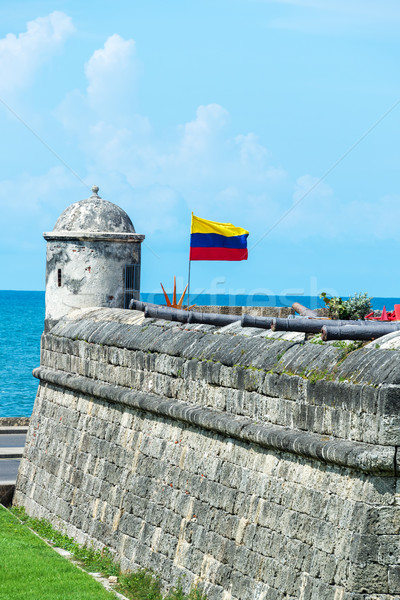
[2,289,400,310]
[1,290,400,418]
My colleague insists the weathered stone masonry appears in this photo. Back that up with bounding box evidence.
[15,307,400,600]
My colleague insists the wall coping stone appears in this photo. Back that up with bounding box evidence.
[49,308,400,386]
[33,366,397,475]
[44,232,145,243]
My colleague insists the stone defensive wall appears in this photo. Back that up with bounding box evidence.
[14,307,400,600]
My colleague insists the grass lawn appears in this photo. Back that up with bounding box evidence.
[0,505,117,600]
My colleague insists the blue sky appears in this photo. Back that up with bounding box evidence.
[1,1,400,300]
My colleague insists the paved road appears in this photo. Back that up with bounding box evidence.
[0,434,26,448]
[0,459,21,482]
[0,433,26,487]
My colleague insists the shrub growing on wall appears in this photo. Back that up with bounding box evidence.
[320,292,373,320]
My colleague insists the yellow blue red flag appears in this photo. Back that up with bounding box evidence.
[190,214,249,261]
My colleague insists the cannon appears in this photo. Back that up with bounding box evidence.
[129,299,159,311]
[271,317,383,334]
[140,303,399,340]
[188,311,240,326]
[292,302,322,319]
[144,305,240,326]
[272,317,330,334]
[144,305,189,322]
[322,323,400,341]
[242,314,389,337]
[241,314,276,329]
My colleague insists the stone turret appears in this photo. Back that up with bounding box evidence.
[43,186,144,330]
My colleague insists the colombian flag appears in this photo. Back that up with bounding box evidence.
[190,214,249,261]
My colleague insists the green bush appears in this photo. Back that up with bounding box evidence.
[118,569,162,600]
[320,292,372,320]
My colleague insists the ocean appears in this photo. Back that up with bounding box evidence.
[0,291,45,419]
[1,290,399,418]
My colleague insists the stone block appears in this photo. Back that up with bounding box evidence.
[388,566,400,594]
[347,563,389,594]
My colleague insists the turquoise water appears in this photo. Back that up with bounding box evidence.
[142,292,400,311]
[1,290,399,417]
[0,291,44,418]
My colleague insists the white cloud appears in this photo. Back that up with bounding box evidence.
[179,104,229,156]
[85,34,140,120]
[0,166,84,248]
[0,12,75,94]
[260,173,400,245]
[293,174,333,204]
[57,42,285,228]
[269,0,400,16]
[236,133,269,167]
[342,195,400,242]
[54,32,400,249]
[56,33,148,153]
[264,0,400,33]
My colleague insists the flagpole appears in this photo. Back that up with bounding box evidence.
[187,258,192,309]
[187,212,193,310]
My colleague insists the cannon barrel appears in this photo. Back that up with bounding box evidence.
[292,302,321,319]
[139,303,399,339]
[272,317,386,334]
[241,314,275,329]
[188,311,240,326]
[322,323,400,341]
[144,305,189,322]
[144,305,241,326]
[272,317,328,334]
[129,299,161,311]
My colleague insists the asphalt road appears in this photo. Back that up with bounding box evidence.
[0,459,21,482]
[0,434,26,448]
[0,433,26,485]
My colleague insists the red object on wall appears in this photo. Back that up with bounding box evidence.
[365,304,400,321]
